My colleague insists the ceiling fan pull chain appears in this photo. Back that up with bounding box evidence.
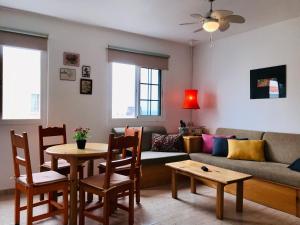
[210,33,214,48]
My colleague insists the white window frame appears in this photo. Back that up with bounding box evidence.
[109,63,165,123]
[0,46,48,125]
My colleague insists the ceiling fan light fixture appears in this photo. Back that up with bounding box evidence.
[203,19,219,32]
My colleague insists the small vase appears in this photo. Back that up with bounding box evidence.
[76,140,86,149]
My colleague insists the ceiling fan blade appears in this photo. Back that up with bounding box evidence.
[179,22,197,26]
[193,28,203,33]
[219,21,230,32]
[225,15,245,23]
[211,10,233,19]
[190,13,205,20]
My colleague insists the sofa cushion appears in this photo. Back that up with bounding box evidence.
[216,128,264,140]
[189,153,300,187]
[212,137,229,157]
[141,151,189,166]
[263,132,300,164]
[151,133,184,152]
[227,140,265,162]
[112,126,167,151]
[288,158,300,172]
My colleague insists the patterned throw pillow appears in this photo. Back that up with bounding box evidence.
[151,133,184,152]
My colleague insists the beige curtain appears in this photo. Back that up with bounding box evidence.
[107,46,169,70]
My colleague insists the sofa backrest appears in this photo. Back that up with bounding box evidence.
[216,128,264,140]
[112,126,167,151]
[263,132,300,164]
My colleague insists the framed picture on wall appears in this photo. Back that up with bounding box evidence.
[82,65,91,78]
[60,68,76,81]
[63,52,80,67]
[250,65,286,99]
[80,79,92,95]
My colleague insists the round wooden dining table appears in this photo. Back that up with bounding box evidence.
[46,143,108,225]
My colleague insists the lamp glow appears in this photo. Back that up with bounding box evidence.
[183,89,200,109]
[203,19,219,32]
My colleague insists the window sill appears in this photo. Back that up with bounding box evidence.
[111,115,165,123]
[0,119,42,126]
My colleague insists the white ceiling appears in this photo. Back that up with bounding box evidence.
[1,0,300,44]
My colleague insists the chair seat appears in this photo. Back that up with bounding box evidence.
[99,161,138,172]
[17,171,68,186]
[41,159,70,169]
[80,173,132,190]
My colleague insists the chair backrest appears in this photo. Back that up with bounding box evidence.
[10,130,33,185]
[104,132,139,189]
[38,124,67,165]
[124,126,143,167]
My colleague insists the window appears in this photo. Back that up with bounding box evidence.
[1,46,42,120]
[112,62,162,119]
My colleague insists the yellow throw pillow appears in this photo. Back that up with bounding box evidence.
[227,140,265,161]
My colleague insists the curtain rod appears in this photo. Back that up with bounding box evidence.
[108,45,170,59]
[0,26,48,39]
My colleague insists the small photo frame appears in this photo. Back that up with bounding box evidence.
[63,52,80,67]
[80,79,92,95]
[82,65,91,78]
[60,68,76,81]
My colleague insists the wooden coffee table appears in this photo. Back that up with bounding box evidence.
[165,160,252,219]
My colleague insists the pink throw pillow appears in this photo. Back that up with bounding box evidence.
[202,134,235,154]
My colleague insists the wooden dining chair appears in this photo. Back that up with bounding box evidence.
[79,132,139,225]
[10,130,69,225]
[39,124,84,200]
[99,126,143,203]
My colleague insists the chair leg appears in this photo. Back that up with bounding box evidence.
[48,191,54,213]
[129,184,134,225]
[40,193,44,201]
[135,170,141,204]
[15,188,20,225]
[79,187,85,225]
[103,193,110,225]
[63,185,69,225]
[27,190,33,225]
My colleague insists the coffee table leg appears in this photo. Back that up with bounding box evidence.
[87,159,94,202]
[236,181,243,212]
[171,170,178,199]
[190,177,196,194]
[216,183,224,220]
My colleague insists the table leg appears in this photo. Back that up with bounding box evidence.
[69,158,78,225]
[50,156,58,212]
[87,159,94,202]
[216,183,224,220]
[236,181,244,212]
[171,170,178,199]
[190,177,196,194]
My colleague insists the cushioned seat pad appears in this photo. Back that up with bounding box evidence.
[17,171,67,186]
[80,173,131,189]
[41,159,70,169]
[141,151,189,165]
[190,153,300,188]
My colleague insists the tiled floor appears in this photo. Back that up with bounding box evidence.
[0,184,299,225]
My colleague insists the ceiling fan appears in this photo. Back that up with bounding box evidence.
[180,0,246,33]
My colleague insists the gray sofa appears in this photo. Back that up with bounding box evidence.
[190,128,300,188]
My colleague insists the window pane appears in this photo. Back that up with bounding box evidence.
[140,84,148,100]
[151,85,159,100]
[140,68,149,83]
[151,70,159,84]
[112,63,136,118]
[151,101,160,116]
[2,46,41,119]
[140,100,148,116]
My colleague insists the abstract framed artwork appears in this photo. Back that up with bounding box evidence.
[250,65,286,99]
[60,68,76,81]
[63,52,80,67]
[80,79,92,95]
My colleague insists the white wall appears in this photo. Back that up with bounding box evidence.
[0,8,192,190]
[193,16,300,134]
